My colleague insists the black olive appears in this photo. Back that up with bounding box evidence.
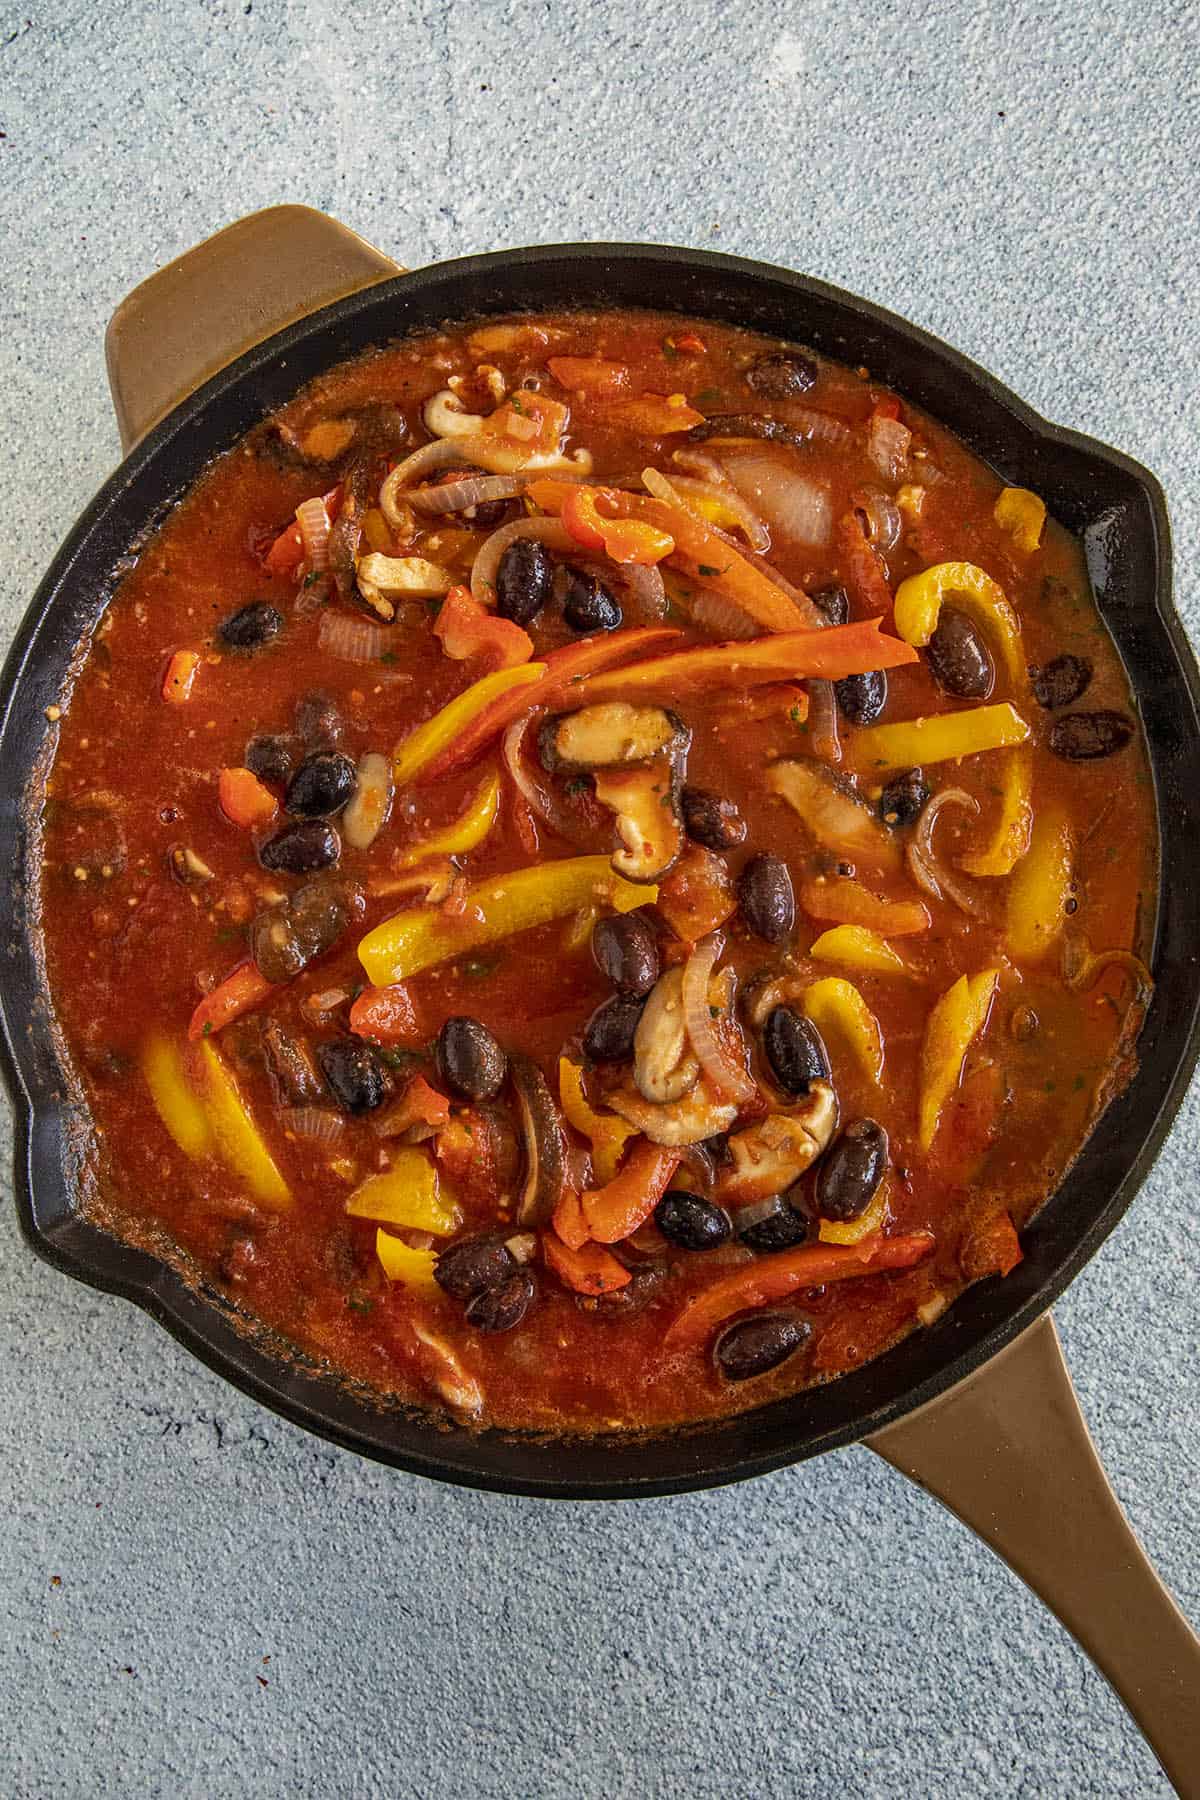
[816,1118,890,1222]
[496,538,555,626]
[1031,654,1093,710]
[738,853,795,943]
[681,787,747,850]
[435,1234,516,1300]
[218,601,284,651]
[562,569,623,633]
[1049,710,1134,761]
[878,767,930,828]
[763,1007,831,1095]
[244,733,297,787]
[745,351,818,398]
[833,668,888,724]
[465,1268,536,1333]
[926,607,995,699]
[811,584,850,627]
[591,912,660,997]
[435,1016,507,1100]
[737,1195,810,1252]
[317,1037,386,1114]
[258,820,341,874]
[285,751,358,819]
[655,1189,733,1251]
[582,993,645,1063]
[294,690,345,749]
[714,1311,811,1381]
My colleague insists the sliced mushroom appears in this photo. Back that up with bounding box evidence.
[540,703,689,772]
[594,761,685,883]
[356,553,455,620]
[411,1321,484,1416]
[342,752,394,851]
[634,966,700,1104]
[766,759,901,874]
[715,1081,839,1204]
[260,1018,326,1107]
[510,1054,567,1227]
[606,1074,740,1146]
[248,879,358,985]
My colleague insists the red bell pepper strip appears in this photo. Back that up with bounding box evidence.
[416,626,681,784]
[542,1231,631,1296]
[551,1187,591,1251]
[383,1074,452,1132]
[433,584,534,669]
[664,1231,936,1348]
[837,509,895,616]
[581,1142,681,1243]
[569,618,918,708]
[348,983,424,1046]
[188,962,275,1041]
[560,486,675,567]
[218,766,279,830]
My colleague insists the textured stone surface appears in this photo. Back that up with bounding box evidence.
[1,2,1197,1795]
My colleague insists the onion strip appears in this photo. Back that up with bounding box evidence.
[295,496,331,572]
[380,441,466,530]
[501,710,595,848]
[317,610,390,662]
[907,789,985,915]
[280,1107,345,1144]
[641,466,770,553]
[470,516,576,608]
[408,473,529,515]
[806,677,843,764]
[681,934,757,1104]
[852,486,902,553]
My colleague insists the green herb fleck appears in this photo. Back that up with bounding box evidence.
[509,392,525,413]
[426,598,444,617]
[302,571,323,589]
[201,1021,213,1037]
[563,775,590,797]
[1044,1079,1057,1093]
[379,650,399,666]
[693,387,723,408]
[347,1292,375,1316]
[378,1047,422,1071]
[788,704,804,726]
[213,923,244,946]
[698,564,721,578]
[1073,1073,1087,1092]
[662,336,680,359]
[709,1005,721,1019]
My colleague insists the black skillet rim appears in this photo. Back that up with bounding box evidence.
[2,242,1198,1499]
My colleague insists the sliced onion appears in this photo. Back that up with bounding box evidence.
[852,486,902,553]
[1062,935,1154,1007]
[317,609,390,662]
[408,473,529,515]
[718,451,833,549]
[503,1232,538,1264]
[613,559,668,623]
[681,934,757,1105]
[280,1107,344,1144]
[690,589,760,640]
[750,555,829,633]
[296,496,331,572]
[907,788,985,916]
[671,445,736,485]
[867,414,912,483]
[641,465,769,554]
[380,440,467,530]
[470,516,576,607]
[342,751,393,850]
[501,710,595,848]
[294,573,332,617]
[806,677,843,763]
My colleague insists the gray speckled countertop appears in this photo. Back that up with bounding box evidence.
[1,2,1198,1795]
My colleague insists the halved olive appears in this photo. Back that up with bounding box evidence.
[654,1190,732,1251]
[738,854,795,943]
[714,1311,811,1381]
[591,912,660,996]
[285,751,358,819]
[436,1016,507,1101]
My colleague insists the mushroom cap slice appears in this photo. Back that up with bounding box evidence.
[606,1075,739,1146]
[594,761,684,884]
[767,758,900,874]
[540,703,690,773]
[509,1054,568,1227]
[634,966,700,1104]
[715,1081,839,1204]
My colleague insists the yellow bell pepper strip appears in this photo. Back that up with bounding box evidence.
[570,618,919,708]
[958,745,1033,877]
[433,584,534,669]
[993,486,1046,553]
[142,1032,212,1159]
[358,856,655,988]
[542,1231,631,1296]
[852,702,1029,776]
[416,627,681,785]
[529,477,813,634]
[188,961,275,1041]
[800,977,885,1083]
[346,1150,462,1235]
[664,1231,936,1348]
[194,1037,291,1210]
[799,877,930,937]
[1005,806,1074,964]
[808,925,912,977]
[893,561,1026,689]
[603,393,706,435]
[581,1141,682,1244]
[558,1057,638,1184]
[393,771,501,869]
[917,968,999,1152]
[375,1230,440,1291]
[819,1180,888,1244]
[560,485,676,566]
[393,663,547,786]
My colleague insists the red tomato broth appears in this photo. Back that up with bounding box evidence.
[38,309,1156,1432]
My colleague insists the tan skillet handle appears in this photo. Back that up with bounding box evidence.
[105,204,402,452]
[869,1314,1200,1796]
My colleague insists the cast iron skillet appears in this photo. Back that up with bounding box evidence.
[2,211,1198,1787]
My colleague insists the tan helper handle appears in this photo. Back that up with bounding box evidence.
[105,209,1200,1795]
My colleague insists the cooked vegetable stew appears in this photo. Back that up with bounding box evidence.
[38,310,1156,1432]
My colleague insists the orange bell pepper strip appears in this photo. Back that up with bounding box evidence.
[603,393,706,435]
[798,876,930,937]
[581,1141,681,1244]
[416,626,681,784]
[530,477,811,634]
[664,1231,936,1348]
[162,649,201,704]
[542,1231,631,1296]
[433,584,534,669]
[551,1186,591,1251]
[568,618,918,708]
[547,356,630,397]
[836,510,894,616]
[218,766,279,830]
[560,485,675,567]
[188,961,275,1041]
[349,982,424,1046]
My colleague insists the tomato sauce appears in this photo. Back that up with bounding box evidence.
[37,310,1156,1432]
